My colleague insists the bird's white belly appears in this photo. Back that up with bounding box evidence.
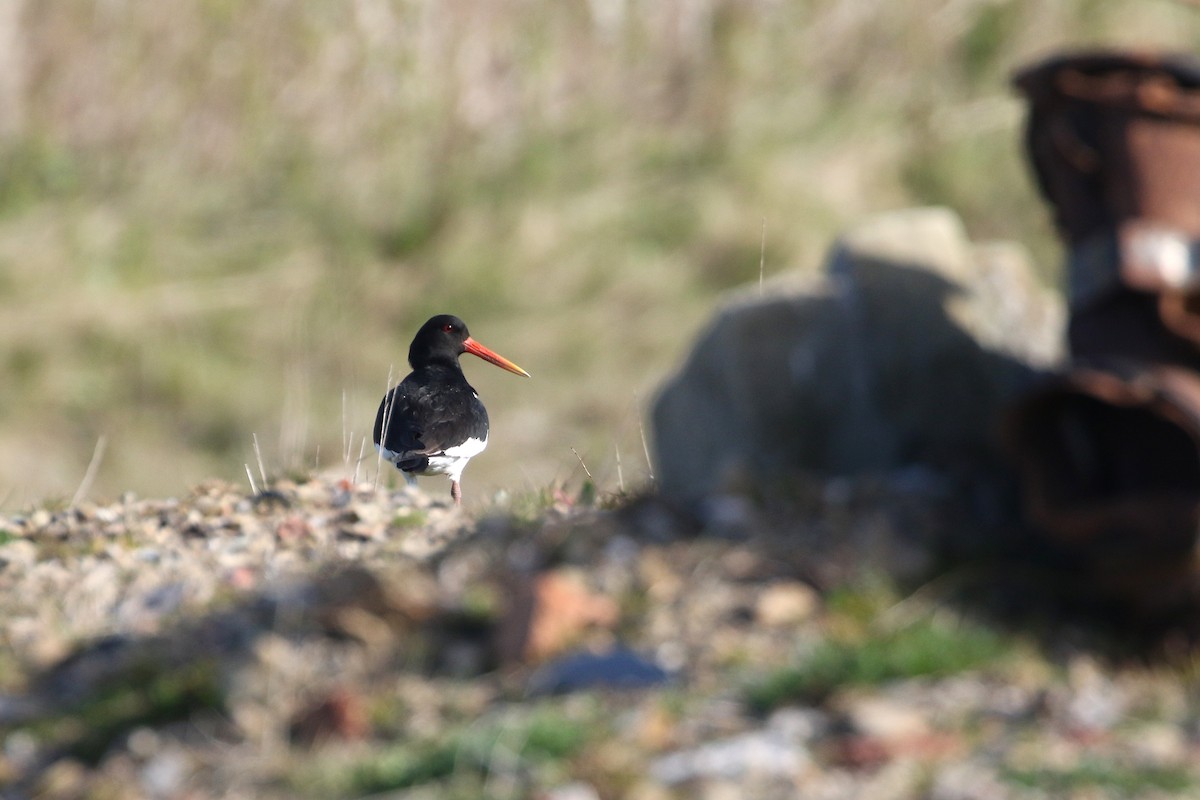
[377,435,488,483]
[426,436,488,481]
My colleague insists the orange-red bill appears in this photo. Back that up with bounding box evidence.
[463,337,530,377]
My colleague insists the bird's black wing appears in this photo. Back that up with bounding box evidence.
[373,383,426,462]
[373,376,488,467]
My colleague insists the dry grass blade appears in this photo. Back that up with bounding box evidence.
[252,433,268,487]
[353,437,367,485]
[614,441,624,492]
[759,218,767,295]
[570,447,593,481]
[71,435,107,506]
[636,393,655,482]
[374,365,396,491]
[342,389,352,467]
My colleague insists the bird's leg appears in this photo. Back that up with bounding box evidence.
[451,480,462,506]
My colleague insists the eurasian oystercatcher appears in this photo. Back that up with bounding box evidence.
[373,314,529,505]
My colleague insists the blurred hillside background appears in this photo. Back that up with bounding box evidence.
[2,0,1200,505]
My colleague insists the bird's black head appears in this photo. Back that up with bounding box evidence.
[407,314,530,377]
[408,314,471,369]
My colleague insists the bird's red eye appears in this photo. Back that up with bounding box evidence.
[442,323,455,333]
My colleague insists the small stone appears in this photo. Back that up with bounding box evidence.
[858,758,927,800]
[226,566,258,591]
[528,647,672,695]
[755,582,819,626]
[4,730,38,768]
[525,570,619,662]
[842,695,931,741]
[1128,721,1188,763]
[289,687,370,747]
[127,727,160,759]
[27,633,71,669]
[276,515,312,543]
[340,521,385,541]
[541,781,602,800]
[650,725,812,785]
[1064,657,1125,732]
[348,503,384,524]
[768,707,828,742]
[133,547,160,563]
[640,549,683,602]
[828,734,892,770]
[929,759,1010,800]
[140,748,190,798]
[633,702,678,750]
[0,539,37,570]
[625,782,675,800]
[36,758,88,798]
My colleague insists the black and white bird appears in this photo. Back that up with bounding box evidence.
[373,314,529,505]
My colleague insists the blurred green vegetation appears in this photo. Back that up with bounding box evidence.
[26,658,224,765]
[2,0,1200,503]
[298,703,594,797]
[745,578,1013,711]
[1003,760,1196,795]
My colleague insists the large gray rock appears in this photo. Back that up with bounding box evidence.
[651,207,1064,502]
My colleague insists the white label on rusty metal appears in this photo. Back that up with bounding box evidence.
[1123,227,1200,290]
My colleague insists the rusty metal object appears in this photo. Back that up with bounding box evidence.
[1016,51,1200,347]
[1066,289,1200,368]
[1003,365,1200,609]
[1005,365,1200,547]
[1015,51,1200,248]
[1006,50,1200,611]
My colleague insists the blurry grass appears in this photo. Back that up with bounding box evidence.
[24,658,224,765]
[390,507,429,530]
[3,1,1200,501]
[746,578,1010,712]
[487,477,601,525]
[298,704,593,797]
[746,615,1008,712]
[1002,760,1195,795]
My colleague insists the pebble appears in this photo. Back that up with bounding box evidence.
[650,725,812,785]
[755,581,819,626]
[768,707,828,742]
[541,781,602,800]
[841,694,931,741]
[0,475,1198,800]
[140,748,190,798]
[1064,657,1126,732]
[4,730,38,768]
[1127,721,1189,764]
[0,539,38,570]
[126,727,160,759]
[528,647,672,695]
[35,758,88,797]
[928,759,1011,800]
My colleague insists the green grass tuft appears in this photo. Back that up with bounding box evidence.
[390,508,429,530]
[1002,760,1195,795]
[303,705,593,796]
[746,616,1008,712]
[26,658,225,765]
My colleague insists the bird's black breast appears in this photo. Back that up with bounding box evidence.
[373,366,489,470]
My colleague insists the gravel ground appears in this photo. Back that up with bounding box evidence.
[1,475,1199,799]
